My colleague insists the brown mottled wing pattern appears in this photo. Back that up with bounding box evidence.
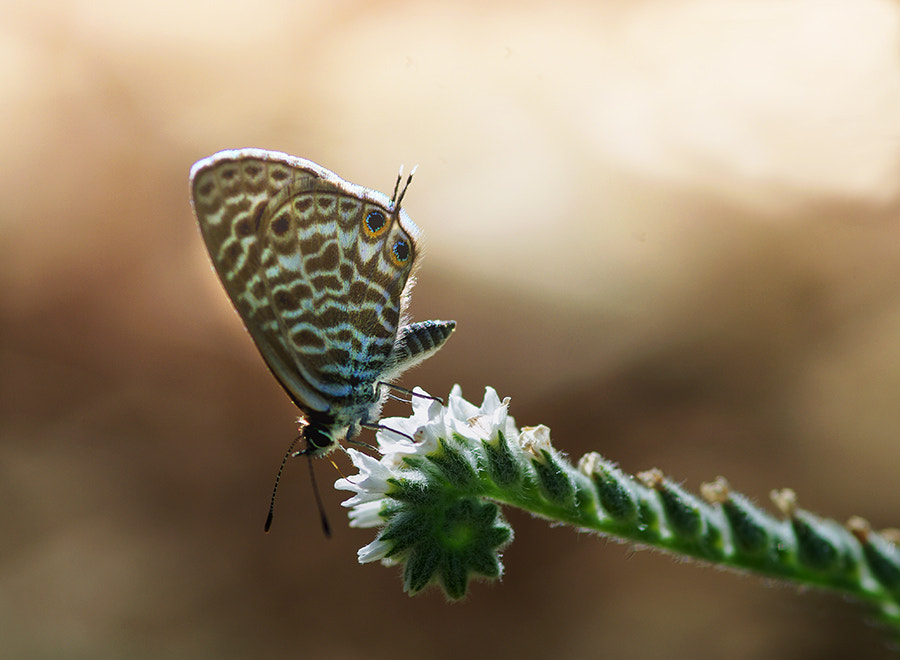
[190,149,416,421]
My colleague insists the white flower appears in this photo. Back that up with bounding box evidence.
[334,449,395,509]
[447,384,518,443]
[577,452,604,476]
[357,538,396,564]
[517,424,553,460]
[368,385,518,470]
[346,499,388,529]
[334,386,521,562]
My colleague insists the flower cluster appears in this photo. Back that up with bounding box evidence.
[335,386,515,598]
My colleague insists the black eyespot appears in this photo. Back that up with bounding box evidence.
[392,239,410,264]
[365,210,387,234]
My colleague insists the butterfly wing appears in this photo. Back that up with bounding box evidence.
[190,149,417,418]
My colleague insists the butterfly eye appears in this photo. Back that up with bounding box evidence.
[364,210,387,236]
[305,424,335,452]
[391,239,411,266]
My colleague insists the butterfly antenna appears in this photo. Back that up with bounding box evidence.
[304,450,332,537]
[264,434,303,533]
[391,165,404,204]
[394,165,417,210]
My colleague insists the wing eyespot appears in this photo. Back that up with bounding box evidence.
[363,210,388,237]
[390,238,411,267]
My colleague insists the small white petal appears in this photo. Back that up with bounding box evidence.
[448,386,481,421]
[357,538,393,563]
[347,500,387,528]
[335,449,395,505]
[480,387,503,414]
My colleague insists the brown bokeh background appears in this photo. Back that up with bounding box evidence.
[4,1,900,658]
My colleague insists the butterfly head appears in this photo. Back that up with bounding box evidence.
[299,410,367,458]
[299,417,341,458]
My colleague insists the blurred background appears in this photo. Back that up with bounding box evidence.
[3,0,900,657]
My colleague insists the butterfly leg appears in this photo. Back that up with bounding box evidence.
[345,432,381,452]
[377,381,444,405]
[360,420,415,442]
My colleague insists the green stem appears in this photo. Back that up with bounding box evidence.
[338,387,900,639]
[479,435,900,633]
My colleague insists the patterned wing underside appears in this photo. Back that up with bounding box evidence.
[191,153,415,417]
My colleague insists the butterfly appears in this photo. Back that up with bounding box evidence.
[190,149,455,520]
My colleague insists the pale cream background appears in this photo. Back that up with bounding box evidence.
[2,1,900,658]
